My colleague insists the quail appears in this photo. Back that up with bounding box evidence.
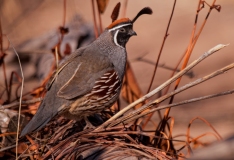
[20,6,152,137]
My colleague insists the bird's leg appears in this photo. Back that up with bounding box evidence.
[84,117,95,130]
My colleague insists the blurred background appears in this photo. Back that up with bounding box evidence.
[1,0,234,143]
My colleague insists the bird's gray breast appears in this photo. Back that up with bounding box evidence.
[94,30,127,80]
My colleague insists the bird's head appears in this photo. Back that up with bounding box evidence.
[107,5,152,48]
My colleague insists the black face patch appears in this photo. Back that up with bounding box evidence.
[113,25,135,48]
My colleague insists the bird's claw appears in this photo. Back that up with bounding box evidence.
[84,117,96,130]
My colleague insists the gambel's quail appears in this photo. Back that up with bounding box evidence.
[20,6,152,137]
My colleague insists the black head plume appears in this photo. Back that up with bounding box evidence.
[111,2,121,22]
[132,7,153,23]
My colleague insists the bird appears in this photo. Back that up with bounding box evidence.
[20,5,152,137]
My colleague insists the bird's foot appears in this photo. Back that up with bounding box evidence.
[84,117,96,130]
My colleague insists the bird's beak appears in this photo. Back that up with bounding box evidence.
[128,30,137,36]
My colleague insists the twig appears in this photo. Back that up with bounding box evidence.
[62,0,67,27]
[0,132,17,137]
[0,144,18,152]
[122,0,128,18]
[9,72,22,102]
[189,132,221,145]
[111,61,234,125]
[55,46,59,69]
[163,49,188,95]
[165,0,218,121]
[0,97,42,109]
[143,0,177,130]
[0,33,9,102]
[147,0,177,93]
[161,0,200,132]
[135,58,194,78]
[0,18,10,103]
[6,36,24,159]
[124,89,234,125]
[187,116,222,154]
[95,44,228,130]
[157,1,220,149]
[97,9,103,33]
[1,57,9,102]
[91,0,99,38]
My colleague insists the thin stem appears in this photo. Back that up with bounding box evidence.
[147,0,177,93]
[143,50,187,129]
[2,62,9,102]
[7,36,24,160]
[95,44,228,130]
[91,0,99,38]
[0,18,10,102]
[0,97,42,109]
[63,0,67,27]
[123,60,234,124]
[97,9,103,33]
[161,0,218,136]
[163,49,188,95]
[143,0,177,129]
[187,116,222,154]
[111,45,229,127]
[124,89,234,125]
[55,46,59,69]
[122,0,128,18]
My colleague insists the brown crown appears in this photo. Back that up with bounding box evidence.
[107,6,152,29]
[107,18,131,29]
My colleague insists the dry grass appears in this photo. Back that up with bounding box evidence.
[0,0,233,159]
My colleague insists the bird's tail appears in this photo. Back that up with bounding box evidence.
[20,99,54,137]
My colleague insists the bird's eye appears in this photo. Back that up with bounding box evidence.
[119,28,126,32]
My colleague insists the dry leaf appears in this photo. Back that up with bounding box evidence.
[111,2,121,22]
[12,142,28,154]
[96,0,109,13]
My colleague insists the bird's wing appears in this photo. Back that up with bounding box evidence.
[56,52,113,100]
[46,47,86,91]
[45,60,71,91]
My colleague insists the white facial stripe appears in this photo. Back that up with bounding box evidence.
[108,23,132,32]
[114,30,123,48]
